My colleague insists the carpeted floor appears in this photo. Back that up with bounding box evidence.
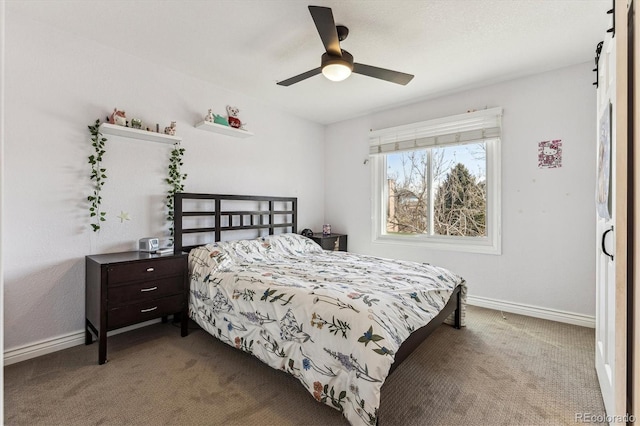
[4,306,606,425]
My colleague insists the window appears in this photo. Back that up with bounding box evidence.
[370,108,502,254]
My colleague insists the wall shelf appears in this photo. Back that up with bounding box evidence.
[194,120,254,138]
[99,123,182,144]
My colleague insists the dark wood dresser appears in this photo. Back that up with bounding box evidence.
[309,233,348,251]
[85,251,189,364]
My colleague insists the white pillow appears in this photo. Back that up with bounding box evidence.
[259,233,323,256]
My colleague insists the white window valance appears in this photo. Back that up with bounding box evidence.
[369,107,503,155]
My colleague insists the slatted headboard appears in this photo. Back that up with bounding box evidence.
[173,193,297,253]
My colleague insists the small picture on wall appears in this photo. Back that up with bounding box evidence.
[538,139,562,169]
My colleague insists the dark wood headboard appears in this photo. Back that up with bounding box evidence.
[173,193,297,253]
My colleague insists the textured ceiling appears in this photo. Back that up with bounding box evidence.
[7,0,611,124]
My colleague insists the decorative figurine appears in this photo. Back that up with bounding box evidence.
[164,121,177,136]
[205,109,214,123]
[109,108,127,126]
[130,118,142,129]
[226,105,242,129]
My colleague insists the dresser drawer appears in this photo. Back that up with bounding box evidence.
[107,257,185,285]
[319,236,339,250]
[108,275,184,306]
[107,294,184,330]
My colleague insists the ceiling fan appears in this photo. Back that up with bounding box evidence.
[277,5,414,87]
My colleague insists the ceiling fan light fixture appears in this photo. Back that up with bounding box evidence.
[322,63,352,81]
[321,51,354,82]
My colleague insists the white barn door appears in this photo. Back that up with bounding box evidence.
[595,1,628,422]
[595,30,617,421]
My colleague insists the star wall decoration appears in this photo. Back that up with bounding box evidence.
[117,211,131,223]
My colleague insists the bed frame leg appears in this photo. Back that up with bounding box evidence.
[454,289,462,329]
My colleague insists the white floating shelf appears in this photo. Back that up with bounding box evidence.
[195,120,254,138]
[99,123,182,144]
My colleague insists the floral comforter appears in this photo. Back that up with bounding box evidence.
[188,233,466,426]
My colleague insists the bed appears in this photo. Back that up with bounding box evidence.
[174,193,466,426]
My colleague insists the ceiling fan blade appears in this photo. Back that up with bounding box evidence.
[277,67,322,86]
[353,63,414,85]
[308,6,341,57]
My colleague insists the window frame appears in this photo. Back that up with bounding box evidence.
[370,109,502,255]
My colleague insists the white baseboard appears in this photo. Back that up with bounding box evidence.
[467,295,595,328]
[4,330,87,367]
[3,318,163,366]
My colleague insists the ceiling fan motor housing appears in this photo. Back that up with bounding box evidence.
[321,50,354,71]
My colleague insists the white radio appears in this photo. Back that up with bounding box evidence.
[139,237,160,253]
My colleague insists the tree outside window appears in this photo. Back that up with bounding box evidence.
[385,142,487,238]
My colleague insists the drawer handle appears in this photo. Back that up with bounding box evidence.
[140,306,158,313]
[146,267,155,272]
[140,286,158,292]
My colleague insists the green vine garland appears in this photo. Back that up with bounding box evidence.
[87,119,107,232]
[166,143,187,239]
[87,119,186,235]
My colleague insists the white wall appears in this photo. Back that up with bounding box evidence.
[324,63,597,317]
[3,12,325,351]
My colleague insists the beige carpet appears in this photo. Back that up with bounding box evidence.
[4,306,605,425]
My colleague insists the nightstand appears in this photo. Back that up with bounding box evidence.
[85,251,189,364]
[309,233,347,252]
